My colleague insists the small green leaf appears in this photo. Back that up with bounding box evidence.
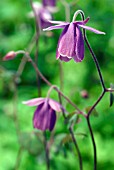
[76,132,87,138]
[110,92,114,107]
[85,106,99,117]
[19,132,43,155]
[75,115,82,124]
[65,112,81,127]
[64,112,76,124]
[61,134,72,144]
[110,83,114,89]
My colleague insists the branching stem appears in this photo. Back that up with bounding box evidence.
[58,93,83,170]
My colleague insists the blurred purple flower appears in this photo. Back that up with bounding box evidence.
[28,2,52,29]
[23,97,62,131]
[43,18,105,62]
[42,0,56,7]
[42,0,57,13]
[39,8,52,29]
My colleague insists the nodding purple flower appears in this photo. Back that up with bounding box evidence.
[29,2,52,30]
[42,0,57,13]
[39,8,52,29]
[43,15,105,62]
[42,0,56,7]
[23,98,62,131]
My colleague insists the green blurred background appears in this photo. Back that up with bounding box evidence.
[0,0,114,170]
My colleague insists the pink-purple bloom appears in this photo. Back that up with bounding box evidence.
[29,2,52,29]
[23,97,61,131]
[42,0,56,7]
[42,0,57,13]
[38,8,52,29]
[43,17,105,62]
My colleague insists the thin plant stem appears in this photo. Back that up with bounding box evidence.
[75,10,107,170]
[13,77,20,136]
[87,90,106,118]
[30,0,41,97]
[84,36,106,91]
[69,126,83,170]
[79,12,106,91]
[60,0,70,22]
[16,51,79,170]
[47,85,58,98]
[86,117,96,170]
[18,51,83,114]
[85,91,106,170]
[58,93,83,170]
[59,61,64,91]
[73,10,106,90]
[17,57,28,77]
[106,88,114,92]
[28,55,82,113]
[17,34,36,77]
[72,10,106,170]
[30,0,42,34]
[43,132,50,170]
[14,147,23,170]
[72,10,85,22]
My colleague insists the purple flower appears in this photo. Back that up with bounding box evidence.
[29,2,52,29]
[43,17,105,62]
[42,0,58,13]
[39,8,52,29]
[42,0,56,7]
[23,97,62,131]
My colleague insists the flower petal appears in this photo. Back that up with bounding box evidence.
[74,26,84,62]
[59,55,72,62]
[57,23,76,58]
[49,99,61,112]
[33,103,56,131]
[78,24,106,34]
[56,25,68,59]
[75,17,90,25]
[44,20,69,25]
[42,0,56,7]
[22,98,45,106]
[43,23,69,31]
[46,6,58,13]
[41,9,52,21]
[33,103,49,131]
[48,109,56,131]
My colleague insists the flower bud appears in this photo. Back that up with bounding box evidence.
[80,90,89,99]
[3,51,16,61]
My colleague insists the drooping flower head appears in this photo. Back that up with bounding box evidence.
[39,8,52,29]
[42,0,56,7]
[42,0,57,13]
[28,2,52,30]
[43,10,105,62]
[23,97,62,131]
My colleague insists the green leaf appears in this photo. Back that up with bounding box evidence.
[19,131,44,155]
[110,92,114,107]
[110,83,114,89]
[85,106,99,117]
[61,134,72,144]
[65,112,81,128]
[75,132,87,138]
[64,112,76,124]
